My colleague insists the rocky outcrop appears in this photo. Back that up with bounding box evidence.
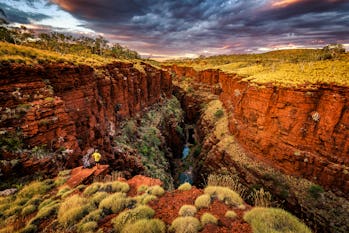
[0,62,172,177]
[167,65,349,196]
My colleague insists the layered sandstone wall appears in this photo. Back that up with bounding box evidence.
[0,62,171,176]
[168,65,349,195]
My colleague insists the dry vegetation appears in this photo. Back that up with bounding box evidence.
[166,48,349,86]
[0,168,313,233]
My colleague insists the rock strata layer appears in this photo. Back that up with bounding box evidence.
[0,62,172,176]
[168,65,349,196]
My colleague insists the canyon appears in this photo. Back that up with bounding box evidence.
[1,61,348,232]
[168,65,349,196]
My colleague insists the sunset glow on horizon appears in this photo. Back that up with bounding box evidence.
[0,0,348,59]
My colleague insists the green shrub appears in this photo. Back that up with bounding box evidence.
[147,185,165,197]
[194,194,211,209]
[112,205,155,232]
[170,216,202,233]
[77,221,98,233]
[0,131,23,152]
[225,210,237,219]
[124,120,137,138]
[21,204,37,216]
[192,145,201,157]
[58,194,93,227]
[308,185,324,198]
[121,218,166,233]
[99,192,131,214]
[178,205,197,217]
[200,212,218,226]
[204,186,243,206]
[243,207,312,233]
[177,182,192,191]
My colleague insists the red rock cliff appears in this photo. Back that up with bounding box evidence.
[0,62,172,176]
[168,65,349,195]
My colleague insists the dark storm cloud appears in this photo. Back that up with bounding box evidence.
[0,2,50,24]
[4,0,349,56]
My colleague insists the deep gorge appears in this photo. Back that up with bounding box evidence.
[1,61,348,232]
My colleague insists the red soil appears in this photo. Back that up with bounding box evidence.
[149,186,252,233]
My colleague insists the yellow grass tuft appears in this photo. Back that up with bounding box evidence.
[58,194,93,227]
[179,205,197,217]
[170,216,202,233]
[225,210,237,219]
[244,207,312,233]
[194,194,211,209]
[77,221,98,233]
[147,185,165,197]
[112,205,155,232]
[99,192,131,214]
[17,180,53,198]
[121,218,166,233]
[177,182,192,191]
[200,212,218,226]
[204,186,243,206]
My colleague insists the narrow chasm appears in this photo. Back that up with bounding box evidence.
[110,96,186,190]
[109,80,209,190]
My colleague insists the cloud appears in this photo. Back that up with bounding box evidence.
[2,0,349,56]
[0,2,50,24]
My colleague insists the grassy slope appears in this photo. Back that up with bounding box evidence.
[0,42,161,73]
[0,173,311,233]
[165,49,349,87]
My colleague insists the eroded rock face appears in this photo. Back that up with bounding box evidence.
[0,62,172,177]
[167,65,349,196]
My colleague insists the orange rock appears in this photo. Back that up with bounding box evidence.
[168,65,349,195]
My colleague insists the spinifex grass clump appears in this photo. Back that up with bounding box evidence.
[194,194,211,209]
[99,192,133,214]
[170,216,202,233]
[121,219,166,233]
[177,182,192,191]
[178,205,197,217]
[204,186,243,206]
[58,194,94,227]
[200,213,218,226]
[112,205,155,232]
[244,207,312,233]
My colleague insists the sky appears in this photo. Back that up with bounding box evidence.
[0,0,348,59]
